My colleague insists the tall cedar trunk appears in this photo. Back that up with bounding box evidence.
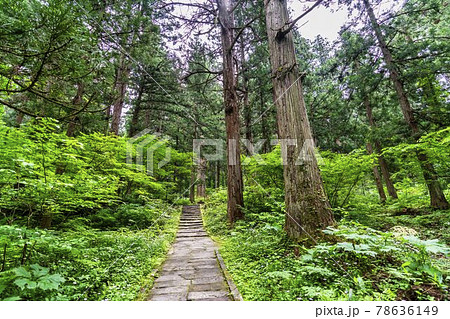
[189,166,196,203]
[16,112,24,126]
[376,147,398,198]
[55,83,84,176]
[215,161,220,188]
[217,0,244,223]
[196,157,207,198]
[110,53,130,135]
[366,142,387,202]
[364,96,398,199]
[240,39,253,155]
[189,125,198,203]
[259,78,270,153]
[144,109,151,128]
[265,0,334,240]
[67,82,84,137]
[363,0,449,209]
[129,81,145,137]
[41,213,52,229]
[105,105,111,135]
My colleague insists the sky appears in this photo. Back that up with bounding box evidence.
[165,0,404,61]
[289,0,403,41]
[290,1,349,41]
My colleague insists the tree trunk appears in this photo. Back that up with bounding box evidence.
[190,124,198,203]
[364,96,398,199]
[376,148,398,199]
[110,53,130,135]
[259,77,270,153]
[217,0,244,223]
[265,0,334,240]
[105,105,111,135]
[366,142,386,203]
[67,82,84,137]
[196,157,207,198]
[215,161,220,188]
[144,109,151,128]
[189,166,196,203]
[16,112,24,126]
[41,212,52,229]
[129,81,145,137]
[363,0,448,209]
[240,38,253,155]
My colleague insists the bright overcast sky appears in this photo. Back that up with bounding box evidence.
[289,0,403,41]
[166,0,403,55]
[290,1,349,41]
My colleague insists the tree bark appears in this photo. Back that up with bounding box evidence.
[217,0,244,223]
[376,148,398,199]
[259,78,270,153]
[41,212,52,229]
[240,38,253,155]
[189,166,196,203]
[144,109,151,128]
[189,125,198,203]
[215,161,221,188]
[129,81,145,137]
[16,112,24,126]
[364,96,398,199]
[265,0,334,240]
[366,142,387,203]
[67,82,84,137]
[363,0,448,209]
[105,105,111,135]
[110,53,130,135]
[196,157,207,198]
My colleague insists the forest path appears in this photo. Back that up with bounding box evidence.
[148,205,241,301]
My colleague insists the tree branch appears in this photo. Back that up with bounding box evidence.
[0,99,38,118]
[229,15,260,51]
[276,0,325,40]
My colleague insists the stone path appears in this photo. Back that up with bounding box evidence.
[148,205,241,301]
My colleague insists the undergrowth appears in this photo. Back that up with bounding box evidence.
[203,189,449,301]
[0,202,180,301]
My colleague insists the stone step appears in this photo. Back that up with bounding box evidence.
[187,291,230,301]
[178,225,203,228]
[148,205,237,301]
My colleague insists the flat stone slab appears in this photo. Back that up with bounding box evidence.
[151,292,187,301]
[187,291,230,300]
[153,279,190,289]
[151,286,188,295]
[192,276,225,285]
[190,282,228,292]
[148,205,235,301]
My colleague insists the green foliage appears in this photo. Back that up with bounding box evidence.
[203,193,449,301]
[89,201,174,230]
[0,263,65,301]
[0,119,191,228]
[0,201,180,300]
[13,264,65,290]
[320,150,373,208]
[0,119,188,300]
[242,146,374,210]
[242,145,283,190]
[382,128,450,189]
